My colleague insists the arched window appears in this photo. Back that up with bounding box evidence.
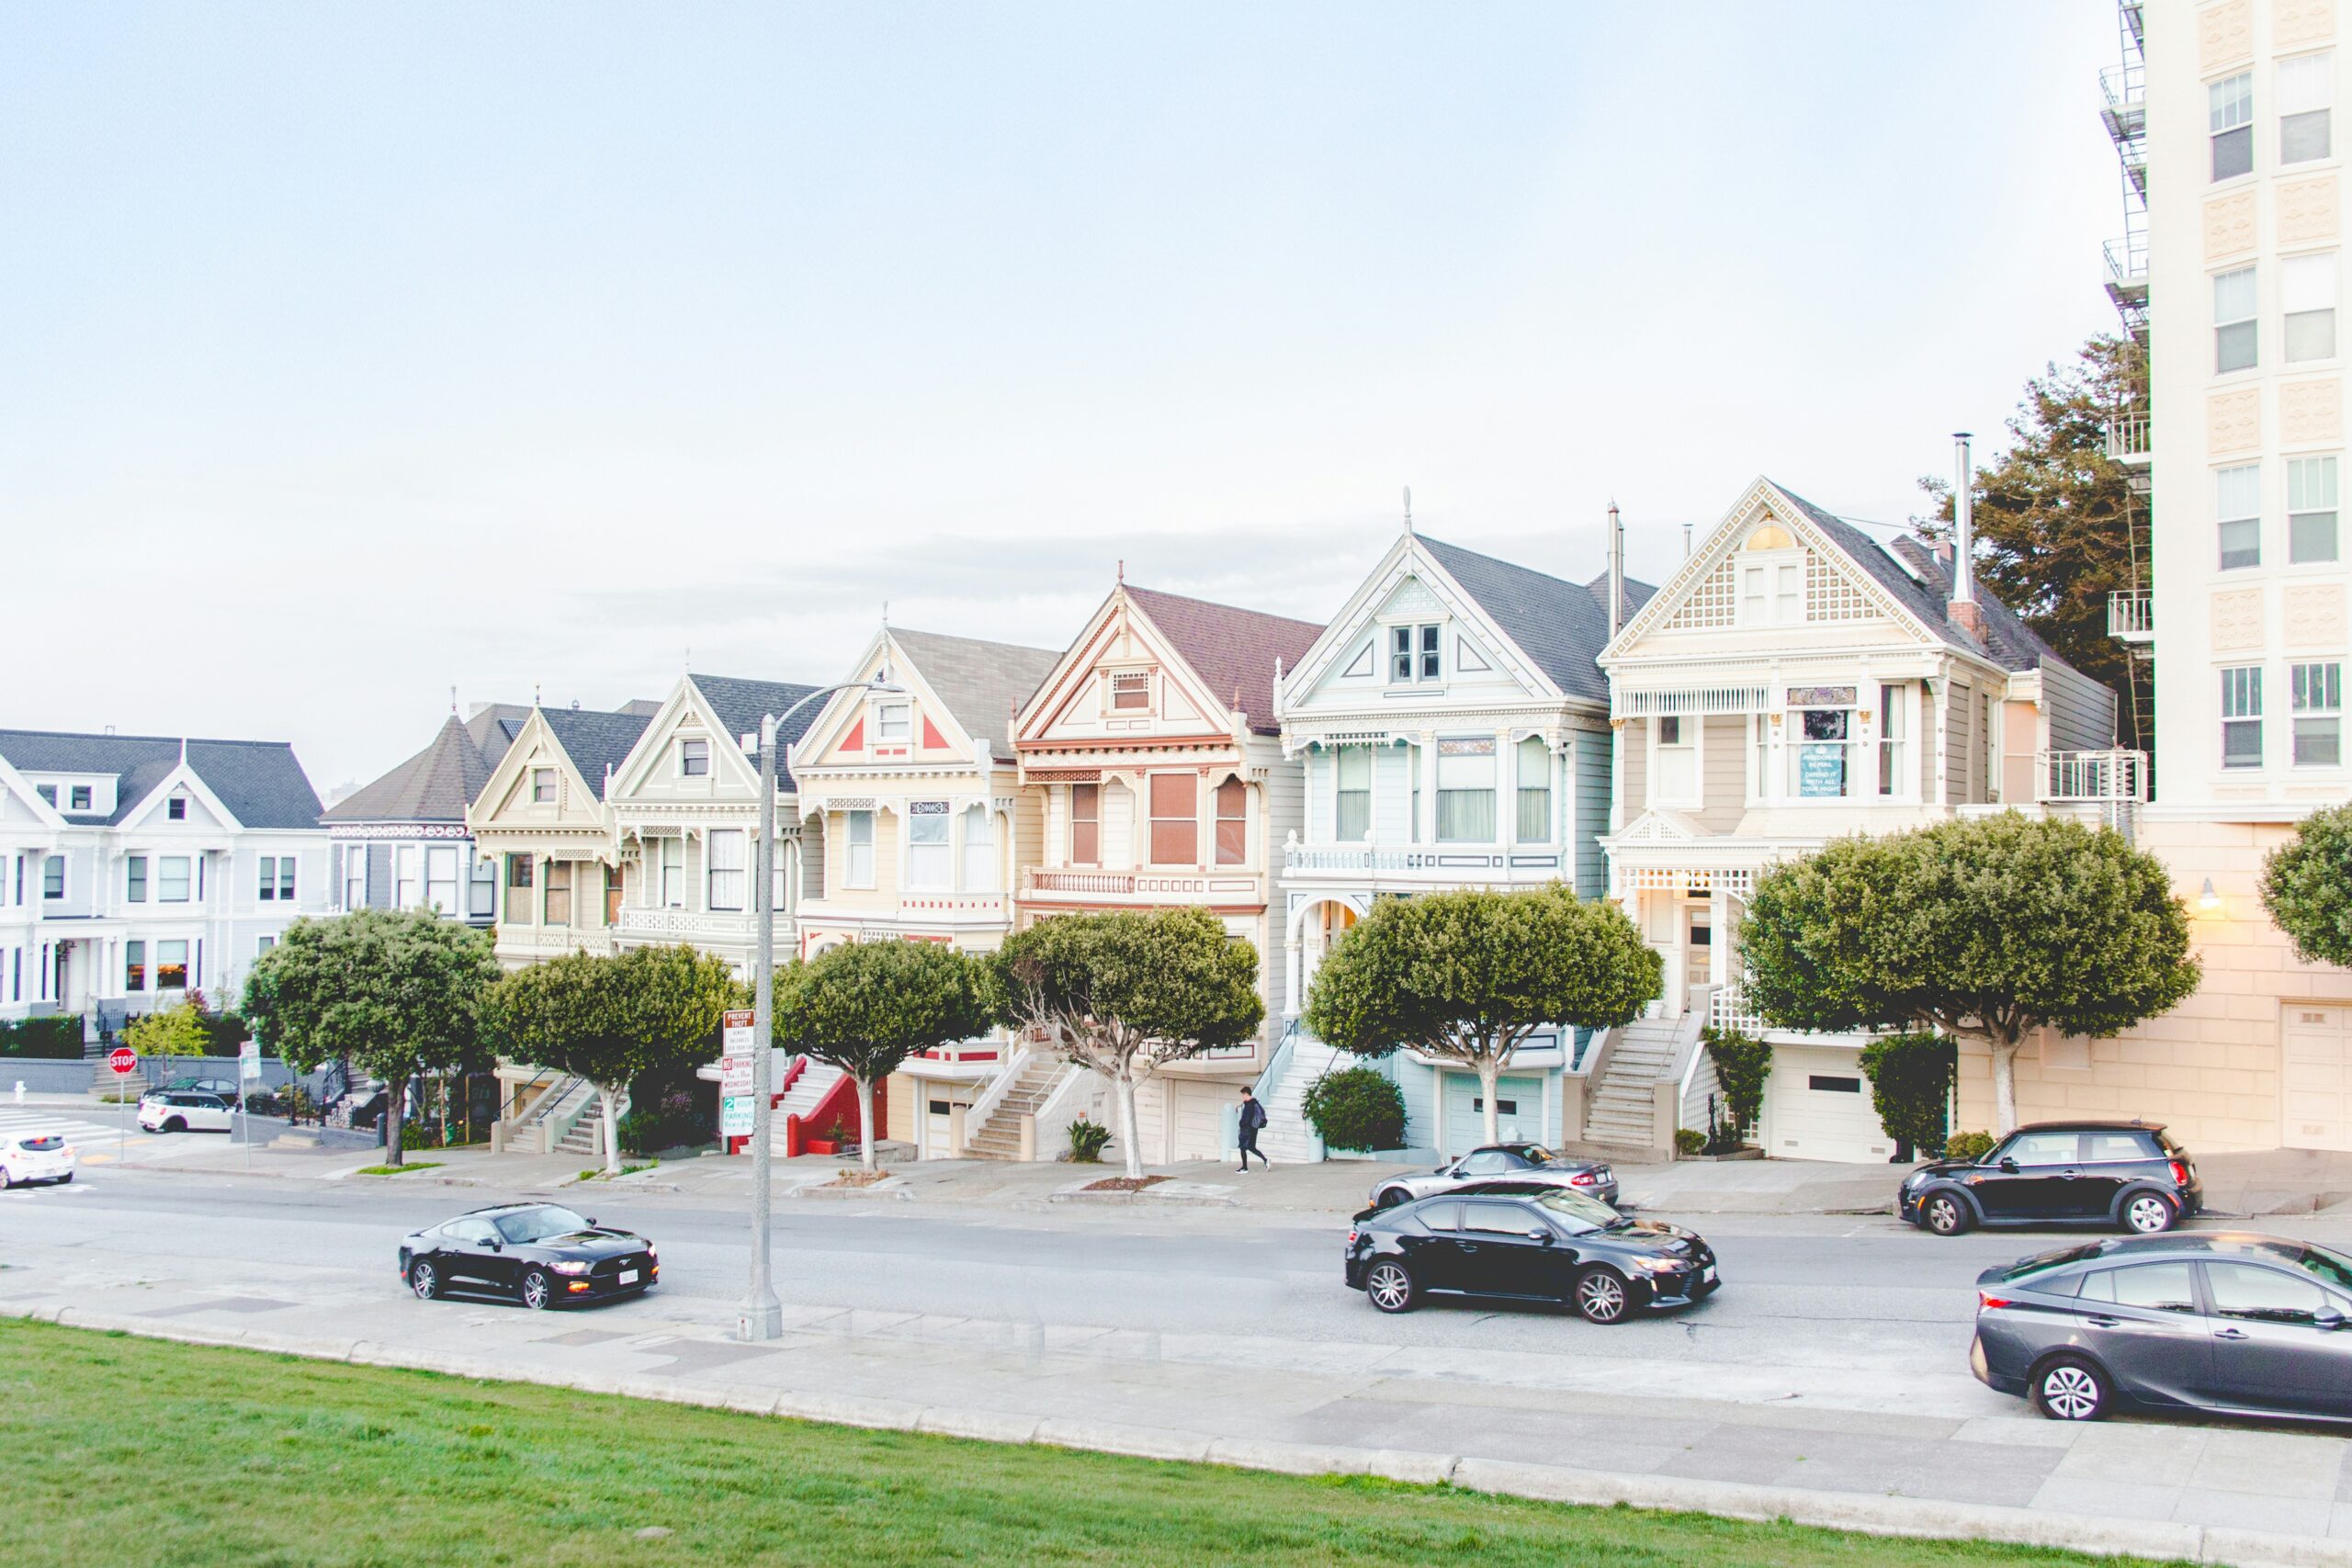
[1745,522,1794,551]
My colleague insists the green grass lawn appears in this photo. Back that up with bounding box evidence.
[0,1319,2182,1568]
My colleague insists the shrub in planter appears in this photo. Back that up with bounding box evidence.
[1946,1130,1996,1161]
[1302,1066,1406,1153]
[400,1119,443,1151]
[1858,1032,1955,1160]
[1066,1115,1112,1163]
[1674,1127,1705,1157]
[0,1014,85,1058]
[1700,1027,1770,1145]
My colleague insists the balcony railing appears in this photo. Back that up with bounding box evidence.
[2104,416,2151,466]
[2099,62,2145,144]
[1021,868,1262,899]
[1282,843,1566,874]
[2037,750,2147,805]
[2103,231,2148,291]
[2108,590,2154,642]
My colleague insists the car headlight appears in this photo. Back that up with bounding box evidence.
[1629,1257,1679,1274]
[549,1260,591,1276]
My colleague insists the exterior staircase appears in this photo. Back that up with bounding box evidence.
[1259,1029,1351,1165]
[767,1059,847,1156]
[965,1054,1070,1161]
[554,1086,627,1159]
[1581,1019,1682,1154]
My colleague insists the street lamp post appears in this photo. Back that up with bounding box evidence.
[740,677,899,1343]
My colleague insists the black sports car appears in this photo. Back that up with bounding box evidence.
[1345,1187,1718,1324]
[399,1202,657,1310]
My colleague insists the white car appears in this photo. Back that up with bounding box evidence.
[0,1132,76,1189]
[139,1091,235,1134]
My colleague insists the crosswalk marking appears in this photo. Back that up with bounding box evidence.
[0,1106,125,1145]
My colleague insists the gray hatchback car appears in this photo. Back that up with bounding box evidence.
[1973,1233,2352,1423]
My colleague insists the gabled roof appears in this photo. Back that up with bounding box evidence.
[1767,482,2063,674]
[687,674,825,788]
[1417,536,1657,707]
[323,714,511,826]
[888,629,1062,761]
[1124,586,1323,735]
[464,703,531,766]
[537,706,655,795]
[0,730,324,829]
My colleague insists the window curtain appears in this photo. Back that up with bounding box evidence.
[1435,740,1496,842]
[1515,736,1551,841]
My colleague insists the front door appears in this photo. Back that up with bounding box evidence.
[2200,1260,2352,1416]
[1976,1130,2082,1219]
[1454,1199,1568,1298]
[1405,1201,1469,1292]
[1685,907,1712,986]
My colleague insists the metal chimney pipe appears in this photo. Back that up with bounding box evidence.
[1951,432,1975,605]
[1681,523,1693,558]
[1607,502,1625,640]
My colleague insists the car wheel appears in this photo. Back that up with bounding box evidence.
[519,1268,554,1311]
[1574,1265,1632,1325]
[1922,1192,1973,1236]
[2122,1192,2177,1235]
[2032,1356,2109,1422]
[164,1117,186,1134]
[58,1172,72,1184]
[1373,1188,1409,1211]
[409,1260,441,1302]
[1364,1260,1417,1314]
[0,1168,13,1191]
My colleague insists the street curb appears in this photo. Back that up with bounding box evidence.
[10,1301,2350,1566]
[787,1178,914,1201]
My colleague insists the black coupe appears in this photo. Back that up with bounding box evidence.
[400,1202,657,1310]
[1345,1187,1719,1324]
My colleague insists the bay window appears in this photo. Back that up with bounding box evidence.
[544,863,572,925]
[844,810,875,887]
[707,829,746,910]
[42,857,62,900]
[1408,746,1423,843]
[126,855,147,904]
[156,940,188,991]
[158,856,190,903]
[1435,739,1496,841]
[504,855,533,923]
[1215,779,1247,865]
[659,837,685,907]
[1516,737,1552,841]
[346,850,368,911]
[605,864,621,925]
[907,802,951,888]
[963,805,996,888]
[1787,692,1860,799]
[1877,682,1910,796]
[1148,774,1197,865]
[1069,784,1100,865]
[1334,748,1371,842]
[125,941,145,993]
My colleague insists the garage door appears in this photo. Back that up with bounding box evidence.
[1763,1047,1892,1163]
[1444,1074,1545,1156]
[1171,1083,1229,1163]
[2284,1007,2352,1151]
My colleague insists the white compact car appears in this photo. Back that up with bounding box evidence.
[0,1132,76,1189]
[139,1091,235,1134]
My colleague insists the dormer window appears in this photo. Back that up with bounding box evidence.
[1391,625,1441,682]
[678,738,710,777]
[876,704,910,744]
[531,768,557,804]
[166,796,187,820]
[69,786,90,811]
[35,785,55,807]
[1111,671,1150,711]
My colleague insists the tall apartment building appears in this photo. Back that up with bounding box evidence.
[2015,0,2352,1152]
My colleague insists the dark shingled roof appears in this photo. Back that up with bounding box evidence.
[688,674,825,788]
[888,629,1063,761]
[1124,586,1323,735]
[0,729,324,829]
[1768,482,2064,675]
[324,703,532,826]
[538,706,655,796]
[1416,536,1655,706]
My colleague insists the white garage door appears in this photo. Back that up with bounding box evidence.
[1444,1074,1545,1156]
[2284,1007,2352,1151]
[1764,1047,1892,1163]
[1171,1083,1229,1163]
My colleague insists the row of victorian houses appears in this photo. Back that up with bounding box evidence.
[209,473,2132,1170]
[0,474,2154,1167]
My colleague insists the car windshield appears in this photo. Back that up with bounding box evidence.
[1527,1188,1627,1233]
[492,1206,595,1244]
[16,1136,63,1152]
[2297,1243,2352,1294]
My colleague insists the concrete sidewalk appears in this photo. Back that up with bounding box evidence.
[9,1239,2352,1567]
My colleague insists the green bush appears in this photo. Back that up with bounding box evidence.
[1700,1027,1770,1144]
[617,1089,711,1155]
[1946,1130,1996,1161]
[2263,803,2352,969]
[1858,1032,1956,1156]
[1066,1115,1112,1163]
[0,1015,85,1058]
[1302,1066,1407,1153]
[400,1120,442,1151]
[1674,1127,1705,1157]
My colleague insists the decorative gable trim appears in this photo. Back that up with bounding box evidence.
[1014,584,1244,750]
[128,760,243,834]
[0,753,67,829]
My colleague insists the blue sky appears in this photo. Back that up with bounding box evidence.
[1,3,2120,792]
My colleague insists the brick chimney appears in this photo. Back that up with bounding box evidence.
[1947,432,1986,639]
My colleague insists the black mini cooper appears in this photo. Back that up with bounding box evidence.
[1898,1120,2203,1238]
[1345,1187,1718,1323]
[400,1202,657,1310]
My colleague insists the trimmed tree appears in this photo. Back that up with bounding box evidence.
[994,908,1264,1179]
[243,908,499,1166]
[1305,885,1661,1149]
[2262,803,2352,969]
[1857,1031,1957,1162]
[488,944,741,1175]
[123,1000,215,1059]
[776,940,993,1173]
[1739,814,2199,1136]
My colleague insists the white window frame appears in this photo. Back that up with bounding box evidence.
[707,829,747,911]
[345,850,368,911]
[659,836,685,908]
[1652,716,1700,809]
[2212,70,2256,181]
[1387,623,1442,683]
[2222,664,2265,769]
[1736,550,1805,626]
[1434,738,1498,843]
[2216,265,2259,373]
[393,844,418,908]
[678,737,710,777]
[876,704,911,745]
[2285,253,2338,364]
[844,809,876,889]
[906,802,951,889]
[530,767,558,805]
[424,845,459,914]
[1876,682,1913,799]
[2280,52,2335,165]
[1334,746,1373,842]
[2219,462,2263,570]
[158,855,191,904]
[2290,454,2340,564]
[960,805,995,891]
[2293,660,2344,767]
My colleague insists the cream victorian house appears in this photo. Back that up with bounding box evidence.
[1267,528,1648,1163]
[1592,477,2126,1164]
[790,626,1063,1158]
[1001,581,1321,1166]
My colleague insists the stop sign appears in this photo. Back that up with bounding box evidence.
[107,1047,137,1077]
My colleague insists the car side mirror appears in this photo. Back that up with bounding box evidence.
[586,1217,597,1227]
[2319,1309,2346,1332]
[486,1237,503,1252]
[1528,1228,1553,1244]
[1997,1157,2019,1174]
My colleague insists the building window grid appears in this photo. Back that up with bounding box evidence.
[1148,774,1198,865]
[2216,265,2259,373]
[1110,672,1150,711]
[2219,463,2263,570]
[2280,52,2335,164]
[2293,661,2344,767]
[2212,70,2255,181]
[2222,665,2265,768]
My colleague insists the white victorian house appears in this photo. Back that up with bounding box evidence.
[1268,529,1651,1163]
[0,728,329,1034]
[1593,477,2127,1164]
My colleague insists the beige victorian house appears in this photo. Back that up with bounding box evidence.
[1004,581,1320,1165]
[790,626,1063,1157]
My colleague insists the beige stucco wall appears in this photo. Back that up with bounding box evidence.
[1954,817,2352,1151]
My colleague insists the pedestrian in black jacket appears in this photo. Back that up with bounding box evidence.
[1237,1087,1269,1172]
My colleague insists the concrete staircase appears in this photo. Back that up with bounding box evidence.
[555,1087,626,1159]
[965,1055,1070,1161]
[1260,1033,1351,1165]
[1582,1019,1682,1153]
[767,1059,847,1156]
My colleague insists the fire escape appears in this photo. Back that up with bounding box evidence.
[2101,0,2156,700]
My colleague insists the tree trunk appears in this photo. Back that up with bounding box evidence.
[1115,1066,1143,1179]
[1991,1036,2020,1136]
[383,1073,405,1167]
[856,1074,877,1173]
[600,1081,622,1176]
[1476,1055,1502,1148]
